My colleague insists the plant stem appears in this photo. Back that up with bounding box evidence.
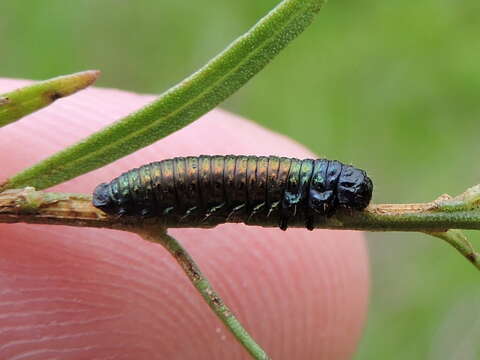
[1,187,480,271]
[137,228,270,360]
[4,188,480,232]
[0,70,100,128]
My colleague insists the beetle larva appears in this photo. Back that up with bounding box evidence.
[92,155,373,230]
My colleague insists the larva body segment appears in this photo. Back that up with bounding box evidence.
[92,155,373,230]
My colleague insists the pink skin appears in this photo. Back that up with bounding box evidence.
[0,78,369,360]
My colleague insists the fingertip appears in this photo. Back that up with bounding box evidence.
[0,80,369,359]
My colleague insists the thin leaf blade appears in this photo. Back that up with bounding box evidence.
[2,0,326,191]
[0,70,100,128]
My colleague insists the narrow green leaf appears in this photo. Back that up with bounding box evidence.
[433,184,480,212]
[1,0,326,191]
[143,229,271,359]
[0,70,100,128]
[427,230,480,271]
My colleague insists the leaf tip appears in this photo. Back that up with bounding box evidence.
[55,70,101,98]
[81,69,102,85]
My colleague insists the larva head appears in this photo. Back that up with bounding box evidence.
[337,166,373,211]
[92,183,119,215]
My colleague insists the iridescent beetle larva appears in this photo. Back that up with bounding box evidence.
[92,155,373,230]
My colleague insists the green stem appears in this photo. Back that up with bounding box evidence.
[5,188,480,232]
[0,70,100,128]
[139,228,270,360]
[2,186,480,271]
[1,0,326,191]
[4,187,480,231]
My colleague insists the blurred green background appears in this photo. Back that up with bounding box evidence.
[1,0,479,358]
